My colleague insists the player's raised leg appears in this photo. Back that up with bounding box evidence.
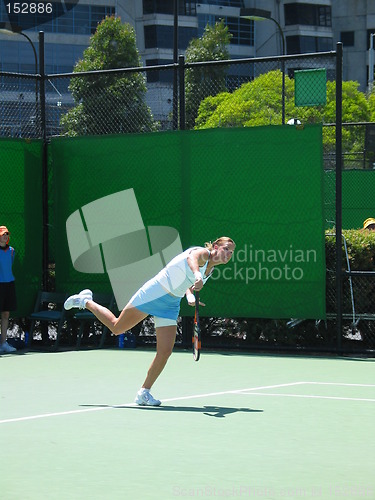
[86,301,148,335]
[64,289,148,335]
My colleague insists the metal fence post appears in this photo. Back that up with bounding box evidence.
[172,0,178,130]
[281,58,285,125]
[178,53,190,346]
[39,31,49,290]
[178,54,185,131]
[335,42,343,352]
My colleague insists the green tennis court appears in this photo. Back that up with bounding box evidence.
[1,349,374,499]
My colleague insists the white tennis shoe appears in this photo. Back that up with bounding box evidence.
[64,289,93,310]
[135,389,161,406]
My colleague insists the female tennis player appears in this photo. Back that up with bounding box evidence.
[64,236,235,406]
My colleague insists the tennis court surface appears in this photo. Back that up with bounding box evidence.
[1,349,374,499]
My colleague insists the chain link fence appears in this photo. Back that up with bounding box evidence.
[323,123,375,170]
[324,233,375,352]
[45,65,176,137]
[2,48,374,353]
[0,52,337,137]
[0,73,40,138]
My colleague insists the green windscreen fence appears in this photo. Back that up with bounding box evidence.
[324,169,375,230]
[50,125,326,319]
[341,170,375,229]
[0,138,43,317]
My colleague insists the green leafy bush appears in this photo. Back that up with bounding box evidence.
[325,228,375,270]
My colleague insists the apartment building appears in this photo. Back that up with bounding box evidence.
[246,0,375,91]
[0,0,374,131]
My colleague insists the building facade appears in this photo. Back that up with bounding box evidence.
[0,0,374,134]
[244,0,375,91]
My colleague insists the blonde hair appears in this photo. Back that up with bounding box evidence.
[205,236,235,251]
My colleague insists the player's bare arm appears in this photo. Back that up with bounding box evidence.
[187,248,209,291]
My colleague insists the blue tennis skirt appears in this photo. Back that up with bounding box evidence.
[129,278,181,320]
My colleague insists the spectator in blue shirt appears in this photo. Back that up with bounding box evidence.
[0,226,17,353]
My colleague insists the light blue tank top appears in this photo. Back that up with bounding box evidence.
[155,246,212,297]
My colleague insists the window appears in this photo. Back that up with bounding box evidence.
[285,3,332,27]
[198,14,254,46]
[227,16,253,46]
[340,32,354,47]
[143,0,174,15]
[2,4,115,35]
[318,6,331,27]
[55,8,74,34]
[317,37,332,51]
[142,1,243,15]
[197,1,243,6]
[286,35,332,54]
[143,0,197,16]
[0,40,86,74]
[90,6,115,34]
[73,6,91,35]
[144,25,197,49]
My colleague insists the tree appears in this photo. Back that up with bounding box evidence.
[195,70,295,129]
[184,20,232,129]
[60,16,156,136]
[195,72,370,128]
[367,88,375,121]
[194,71,371,162]
[323,80,369,161]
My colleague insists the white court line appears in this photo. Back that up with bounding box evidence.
[305,382,375,387]
[158,381,306,403]
[0,382,303,425]
[238,381,375,402]
[240,393,375,402]
[1,381,373,424]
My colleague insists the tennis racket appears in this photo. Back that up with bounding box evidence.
[192,291,201,361]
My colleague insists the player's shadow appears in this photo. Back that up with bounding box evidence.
[80,404,263,418]
[126,405,263,418]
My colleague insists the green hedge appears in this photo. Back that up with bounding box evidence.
[325,228,375,271]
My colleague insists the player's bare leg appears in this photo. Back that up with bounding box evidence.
[142,326,177,389]
[85,301,147,335]
[135,326,176,406]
